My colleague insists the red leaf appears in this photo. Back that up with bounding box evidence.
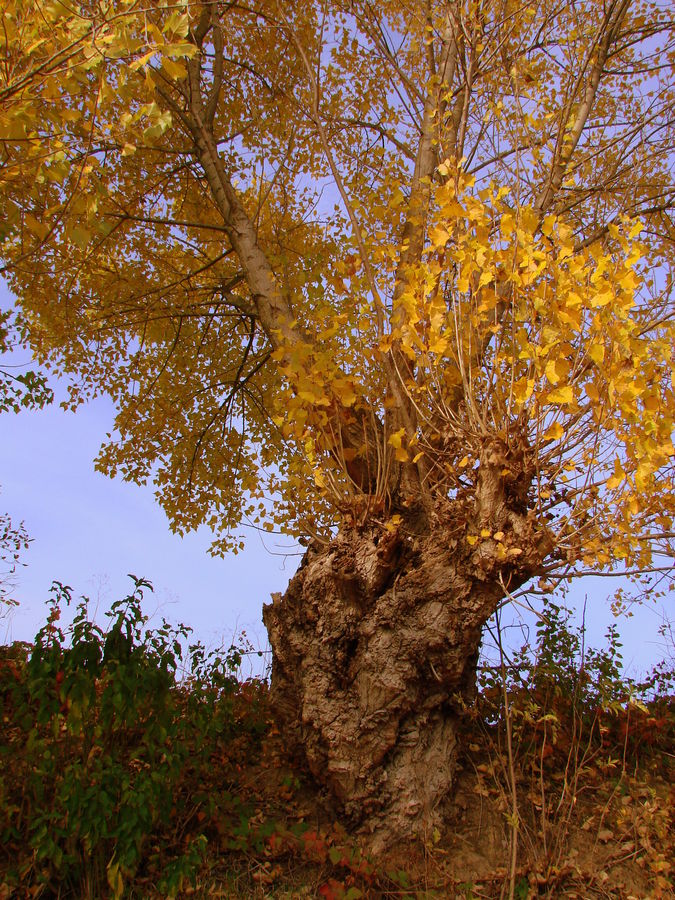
[318,878,343,899]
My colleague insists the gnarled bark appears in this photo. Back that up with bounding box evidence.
[263,521,513,851]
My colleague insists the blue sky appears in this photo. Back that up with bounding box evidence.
[0,279,672,678]
[0,279,299,667]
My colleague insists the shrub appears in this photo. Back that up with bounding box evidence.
[0,576,265,898]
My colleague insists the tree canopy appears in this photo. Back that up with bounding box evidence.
[1,0,674,587]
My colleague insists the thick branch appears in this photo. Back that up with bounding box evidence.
[534,0,631,213]
[172,11,388,496]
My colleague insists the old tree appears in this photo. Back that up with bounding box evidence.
[2,0,674,845]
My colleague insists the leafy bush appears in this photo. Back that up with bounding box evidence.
[0,576,266,898]
[1,585,673,899]
[469,599,675,898]
[479,598,675,736]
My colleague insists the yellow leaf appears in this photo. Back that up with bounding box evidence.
[513,377,534,404]
[384,513,403,533]
[618,269,639,292]
[388,427,406,449]
[543,422,564,441]
[458,455,469,468]
[334,379,357,407]
[163,42,200,59]
[389,188,404,208]
[588,343,604,365]
[429,225,450,248]
[457,272,470,292]
[428,335,448,354]
[541,214,556,236]
[480,528,491,538]
[298,389,322,404]
[590,288,614,308]
[606,457,626,490]
[24,213,49,240]
[544,358,566,385]
[70,225,90,249]
[547,385,574,405]
[442,199,465,218]
[501,213,515,238]
[160,54,187,80]
[585,381,600,402]
[643,393,659,412]
[466,535,478,546]
[107,862,124,900]
[162,10,190,37]
[521,206,539,234]
[130,48,158,71]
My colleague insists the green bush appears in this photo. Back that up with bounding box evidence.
[477,598,675,759]
[0,576,265,898]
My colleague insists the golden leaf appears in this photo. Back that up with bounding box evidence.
[513,377,534,404]
[388,428,406,449]
[384,513,403,533]
[160,55,187,81]
[500,213,515,238]
[428,335,448,354]
[541,214,556,236]
[544,358,568,385]
[429,225,450,248]
[547,385,574,405]
[606,458,626,490]
[543,422,564,441]
[588,343,605,365]
[334,379,357,407]
[585,381,600,402]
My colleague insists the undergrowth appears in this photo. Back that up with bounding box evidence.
[462,600,675,899]
[0,577,268,898]
[0,582,673,899]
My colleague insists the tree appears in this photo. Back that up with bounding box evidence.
[0,309,53,610]
[1,0,674,847]
[0,311,53,415]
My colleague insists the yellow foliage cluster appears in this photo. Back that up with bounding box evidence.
[1,0,673,578]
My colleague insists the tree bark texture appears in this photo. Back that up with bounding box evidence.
[263,523,510,851]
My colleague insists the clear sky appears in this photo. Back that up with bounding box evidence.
[0,281,300,671]
[0,279,672,678]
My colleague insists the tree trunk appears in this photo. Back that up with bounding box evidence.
[262,522,508,851]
